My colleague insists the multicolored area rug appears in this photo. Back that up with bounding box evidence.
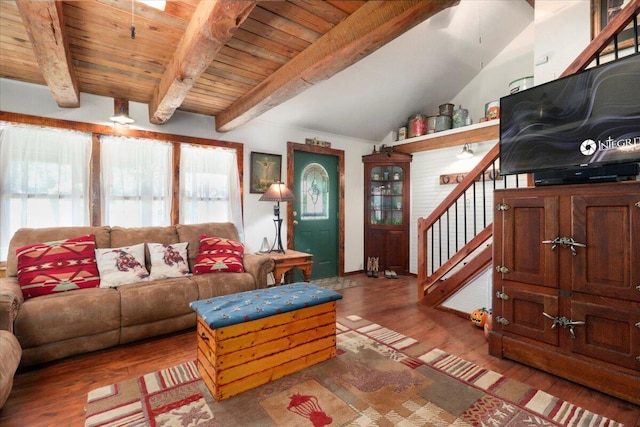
[311,276,362,291]
[84,315,624,427]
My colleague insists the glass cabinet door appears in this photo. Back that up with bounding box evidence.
[370,165,404,225]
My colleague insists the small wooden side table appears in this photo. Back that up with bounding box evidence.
[268,250,313,284]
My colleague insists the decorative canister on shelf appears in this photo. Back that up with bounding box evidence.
[452,105,468,128]
[393,171,401,180]
[397,126,407,140]
[407,114,428,138]
[426,115,437,134]
[439,103,455,116]
[509,76,534,94]
[434,115,452,132]
[485,100,500,120]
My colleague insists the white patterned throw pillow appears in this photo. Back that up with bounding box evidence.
[147,242,190,280]
[96,243,149,288]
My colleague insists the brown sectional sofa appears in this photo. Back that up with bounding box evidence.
[0,222,275,367]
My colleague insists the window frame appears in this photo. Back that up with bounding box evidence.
[0,111,244,227]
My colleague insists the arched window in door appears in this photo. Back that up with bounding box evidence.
[300,162,329,220]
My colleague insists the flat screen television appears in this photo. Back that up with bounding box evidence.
[499,53,640,177]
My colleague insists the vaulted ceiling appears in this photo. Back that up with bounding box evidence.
[1,0,467,137]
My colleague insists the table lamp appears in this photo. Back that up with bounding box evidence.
[259,182,295,253]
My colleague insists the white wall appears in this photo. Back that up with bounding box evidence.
[534,0,591,84]
[0,78,373,273]
[451,21,535,123]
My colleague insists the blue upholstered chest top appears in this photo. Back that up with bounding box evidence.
[190,282,343,329]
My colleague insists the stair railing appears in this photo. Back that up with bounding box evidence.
[416,144,524,302]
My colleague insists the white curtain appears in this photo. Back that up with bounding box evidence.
[0,123,92,261]
[179,144,244,242]
[101,135,172,227]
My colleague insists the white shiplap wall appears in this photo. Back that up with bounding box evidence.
[409,138,499,275]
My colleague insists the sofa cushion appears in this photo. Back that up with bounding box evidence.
[6,226,111,277]
[189,272,257,300]
[148,242,190,279]
[118,277,198,328]
[194,235,244,274]
[110,226,179,271]
[96,243,149,288]
[175,223,240,271]
[16,234,101,298]
[13,287,121,348]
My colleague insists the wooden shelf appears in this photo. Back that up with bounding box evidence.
[392,120,499,154]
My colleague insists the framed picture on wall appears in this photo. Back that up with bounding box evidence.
[250,152,282,193]
[592,0,639,53]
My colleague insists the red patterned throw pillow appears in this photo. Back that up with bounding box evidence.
[193,235,245,274]
[16,234,101,298]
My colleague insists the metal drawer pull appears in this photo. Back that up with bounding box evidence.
[200,332,210,342]
[495,316,510,326]
[543,312,585,338]
[495,265,510,274]
[496,291,510,300]
[542,237,586,255]
[636,356,640,362]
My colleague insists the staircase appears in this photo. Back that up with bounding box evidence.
[417,0,640,308]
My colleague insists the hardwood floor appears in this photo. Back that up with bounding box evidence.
[1,273,639,426]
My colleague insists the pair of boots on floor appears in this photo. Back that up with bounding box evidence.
[366,257,398,279]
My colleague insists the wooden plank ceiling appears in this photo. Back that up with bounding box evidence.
[0,0,459,132]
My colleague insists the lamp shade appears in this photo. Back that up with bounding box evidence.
[259,182,295,202]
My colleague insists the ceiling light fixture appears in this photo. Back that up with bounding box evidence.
[139,1,166,11]
[110,97,135,125]
[457,143,474,159]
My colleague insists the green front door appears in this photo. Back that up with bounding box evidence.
[293,150,339,279]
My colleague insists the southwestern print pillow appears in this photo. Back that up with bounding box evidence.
[147,242,190,280]
[16,234,101,298]
[95,243,149,288]
[193,235,245,274]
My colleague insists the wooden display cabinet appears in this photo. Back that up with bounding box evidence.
[490,181,640,405]
[363,151,412,275]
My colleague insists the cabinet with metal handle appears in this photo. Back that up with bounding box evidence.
[490,182,640,406]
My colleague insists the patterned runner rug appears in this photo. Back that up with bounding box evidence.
[84,315,623,427]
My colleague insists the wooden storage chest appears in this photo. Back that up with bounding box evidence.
[190,283,343,401]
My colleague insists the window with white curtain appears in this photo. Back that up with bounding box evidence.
[101,135,172,227]
[0,123,92,261]
[180,144,244,241]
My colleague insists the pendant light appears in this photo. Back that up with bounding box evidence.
[457,143,474,159]
[110,97,135,125]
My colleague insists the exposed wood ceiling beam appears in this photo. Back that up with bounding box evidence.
[149,0,256,125]
[15,0,79,108]
[215,0,459,133]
